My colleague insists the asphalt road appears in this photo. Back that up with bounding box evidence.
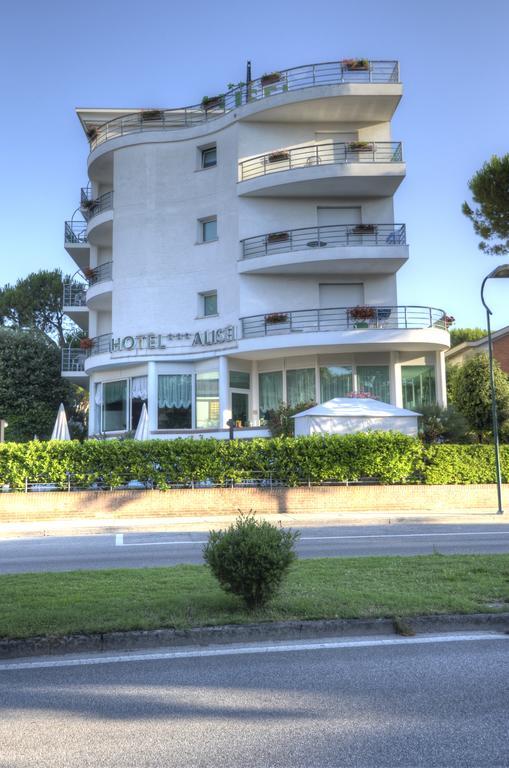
[1,524,509,573]
[0,633,507,767]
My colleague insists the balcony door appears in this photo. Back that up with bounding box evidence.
[317,207,361,246]
[319,283,364,331]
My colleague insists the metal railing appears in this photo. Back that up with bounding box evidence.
[61,348,87,372]
[86,61,400,150]
[241,224,406,260]
[239,141,403,181]
[64,221,88,244]
[81,190,113,220]
[91,332,113,355]
[87,261,113,286]
[241,306,448,339]
[63,283,87,307]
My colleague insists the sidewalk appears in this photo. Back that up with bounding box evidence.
[0,509,507,538]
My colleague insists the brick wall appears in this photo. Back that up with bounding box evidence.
[493,333,509,375]
[0,485,507,523]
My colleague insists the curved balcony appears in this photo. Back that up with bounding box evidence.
[64,220,89,268]
[84,61,400,151]
[238,141,404,198]
[86,262,113,310]
[239,224,408,275]
[61,348,88,387]
[62,282,89,331]
[81,190,113,245]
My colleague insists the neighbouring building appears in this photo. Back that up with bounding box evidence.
[62,59,450,439]
[445,326,509,374]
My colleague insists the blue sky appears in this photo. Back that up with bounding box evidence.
[1,0,508,329]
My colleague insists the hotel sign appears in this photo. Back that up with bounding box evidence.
[110,325,236,352]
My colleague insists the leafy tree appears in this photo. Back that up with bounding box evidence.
[449,327,487,348]
[265,401,316,437]
[451,353,509,441]
[0,269,82,348]
[0,328,75,441]
[418,404,470,444]
[462,154,509,255]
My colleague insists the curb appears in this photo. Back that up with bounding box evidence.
[1,612,508,661]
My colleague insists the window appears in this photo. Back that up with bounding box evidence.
[200,291,217,317]
[200,217,217,242]
[320,366,353,400]
[131,375,148,430]
[201,146,217,169]
[103,380,128,432]
[158,374,192,429]
[196,372,220,428]
[259,371,283,422]
[357,366,390,403]
[229,371,250,389]
[286,368,315,406]
[402,365,436,410]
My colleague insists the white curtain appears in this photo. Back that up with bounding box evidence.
[131,376,148,400]
[158,375,192,409]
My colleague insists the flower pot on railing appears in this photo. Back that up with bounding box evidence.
[83,267,97,281]
[79,338,94,350]
[351,224,377,234]
[265,312,289,324]
[342,59,370,71]
[348,141,374,152]
[268,151,290,163]
[86,127,97,141]
[202,95,225,111]
[348,306,376,328]
[81,198,95,210]
[267,231,290,244]
[443,314,455,329]
[261,72,282,87]
[141,109,163,121]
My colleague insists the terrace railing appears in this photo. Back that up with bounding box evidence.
[64,220,88,244]
[87,261,113,286]
[239,141,403,181]
[241,306,448,339]
[81,190,113,220]
[86,61,400,150]
[62,283,87,307]
[241,224,406,260]
[61,348,87,372]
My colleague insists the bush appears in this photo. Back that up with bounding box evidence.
[203,513,299,609]
[419,404,470,444]
[265,401,315,437]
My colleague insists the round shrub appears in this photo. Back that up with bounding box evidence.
[203,513,300,609]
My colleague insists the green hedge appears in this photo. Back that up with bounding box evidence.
[0,434,507,488]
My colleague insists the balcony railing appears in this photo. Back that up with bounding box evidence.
[62,348,87,372]
[64,221,88,244]
[241,306,448,339]
[86,60,400,150]
[239,142,403,182]
[87,261,113,286]
[81,190,113,220]
[91,333,113,355]
[241,224,406,260]
[63,283,87,307]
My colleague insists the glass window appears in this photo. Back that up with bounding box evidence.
[286,368,315,406]
[196,372,220,428]
[320,366,353,401]
[201,218,217,242]
[131,375,148,430]
[103,380,128,432]
[201,146,217,168]
[229,370,250,389]
[259,371,283,422]
[402,365,436,410]
[357,366,390,403]
[158,374,192,429]
[202,292,218,316]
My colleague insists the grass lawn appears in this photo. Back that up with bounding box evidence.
[1,554,508,640]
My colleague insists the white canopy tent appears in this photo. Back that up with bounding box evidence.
[50,403,71,441]
[293,398,420,437]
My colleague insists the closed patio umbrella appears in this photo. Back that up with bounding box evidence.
[134,403,150,440]
[51,403,71,441]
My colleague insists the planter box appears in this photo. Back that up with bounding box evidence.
[342,59,370,71]
[141,109,163,121]
[268,151,290,163]
[202,96,224,111]
[261,73,281,87]
[351,225,376,234]
[267,232,290,244]
[265,313,289,324]
[348,142,374,152]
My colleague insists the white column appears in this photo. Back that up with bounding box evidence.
[390,351,403,407]
[147,361,157,434]
[251,359,259,426]
[435,350,447,407]
[88,375,96,437]
[219,355,230,428]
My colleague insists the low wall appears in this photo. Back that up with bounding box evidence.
[0,484,508,522]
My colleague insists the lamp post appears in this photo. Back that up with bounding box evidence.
[480,264,509,514]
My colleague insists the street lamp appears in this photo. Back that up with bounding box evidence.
[480,264,509,514]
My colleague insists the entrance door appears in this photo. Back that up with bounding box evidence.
[231,392,249,427]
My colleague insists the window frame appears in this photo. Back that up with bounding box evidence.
[199,216,218,243]
[201,145,217,169]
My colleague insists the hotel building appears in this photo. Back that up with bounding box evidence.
[62,59,450,438]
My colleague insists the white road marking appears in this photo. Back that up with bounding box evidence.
[0,633,506,672]
[115,530,509,547]
[115,534,124,547]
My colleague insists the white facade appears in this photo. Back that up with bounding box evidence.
[62,60,450,438]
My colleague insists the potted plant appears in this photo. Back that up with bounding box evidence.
[79,337,94,350]
[202,94,225,111]
[348,141,374,152]
[267,231,290,243]
[443,314,455,329]
[348,305,376,328]
[265,312,289,324]
[261,72,282,87]
[268,150,290,163]
[228,82,246,107]
[351,224,376,234]
[342,59,369,71]
[86,127,97,141]
[83,266,97,280]
[141,109,163,121]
